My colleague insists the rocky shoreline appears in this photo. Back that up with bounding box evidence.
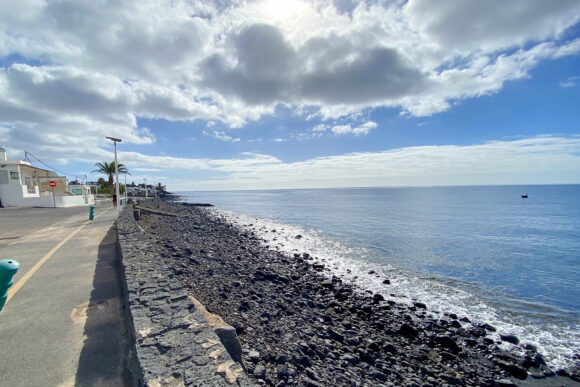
[137,201,578,386]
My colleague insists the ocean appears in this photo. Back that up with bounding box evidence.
[176,185,580,370]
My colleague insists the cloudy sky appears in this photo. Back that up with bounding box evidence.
[1,0,580,191]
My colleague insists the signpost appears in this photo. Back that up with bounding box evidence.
[49,180,56,207]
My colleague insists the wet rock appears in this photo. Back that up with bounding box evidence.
[500,334,520,345]
[479,323,496,332]
[496,379,518,387]
[494,360,528,380]
[523,343,538,352]
[321,280,334,289]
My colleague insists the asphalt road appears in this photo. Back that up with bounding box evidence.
[0,204,131,386]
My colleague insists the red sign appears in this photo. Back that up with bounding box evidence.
[49,181,56,188]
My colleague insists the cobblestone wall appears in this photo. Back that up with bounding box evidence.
[116,205,252,386]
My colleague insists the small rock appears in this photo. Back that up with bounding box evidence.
[435,336,461,353]
[523,343,538,352]
[321,280,333,289]
[299,355,313,367]
[368,341,381,352]
[494,360,528,380]
[479,323,497,332]
[253,363,266,378]
[370,371,388,382]
[277,365,290,379]
[248,350,260,362]
[500,334,520,345]
[327,328,345,342]
[399,323,418,337]
[496,379,518,387]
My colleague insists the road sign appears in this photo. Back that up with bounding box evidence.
[49,181,56,187]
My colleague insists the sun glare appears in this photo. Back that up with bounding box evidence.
[262,0,304,21]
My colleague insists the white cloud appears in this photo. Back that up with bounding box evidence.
[77,135,580,191]
[559,76,579,88]
[203,130,240,142]
[331,121,377,135]
[183,136,580,190]
[0,0,578,135]
[331,124,353,135]
[0,0,579,179]
[132,167,162,172]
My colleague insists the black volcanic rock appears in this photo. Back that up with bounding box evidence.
[134,201,571,386]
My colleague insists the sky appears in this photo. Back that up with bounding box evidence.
[1,0,580,191]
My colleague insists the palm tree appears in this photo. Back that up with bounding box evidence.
[97,177,107,189]
[92,161,129,196]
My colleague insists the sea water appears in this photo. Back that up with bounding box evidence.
[177,185,580,369]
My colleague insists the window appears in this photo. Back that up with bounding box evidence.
[10,171,19,180]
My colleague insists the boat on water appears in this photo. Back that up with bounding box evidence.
[521,194,528,198]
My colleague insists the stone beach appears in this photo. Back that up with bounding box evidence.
[137,201,579,386]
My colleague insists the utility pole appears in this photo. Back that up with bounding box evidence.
[106,136,122,215]
[144,178,148,198]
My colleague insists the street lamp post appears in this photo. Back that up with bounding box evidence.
[124,172,128,203]
[106,136,122,215]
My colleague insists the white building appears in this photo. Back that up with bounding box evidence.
[0,147,95,208]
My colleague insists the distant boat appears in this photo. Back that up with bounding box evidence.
[521,194,528,198]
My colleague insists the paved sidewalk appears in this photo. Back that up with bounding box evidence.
[0,205,131,386]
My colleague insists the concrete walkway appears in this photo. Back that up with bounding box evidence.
[0,205,131,386]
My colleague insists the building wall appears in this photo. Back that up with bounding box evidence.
[0,184,95,207]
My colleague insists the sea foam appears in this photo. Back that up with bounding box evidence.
[208,207,580,371]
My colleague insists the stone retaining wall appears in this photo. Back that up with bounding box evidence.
[115,205,252,386]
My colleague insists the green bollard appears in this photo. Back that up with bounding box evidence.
[89,205,95,220]
[0,259,20,312]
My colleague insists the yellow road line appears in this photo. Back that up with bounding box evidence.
[5,208,112,305]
